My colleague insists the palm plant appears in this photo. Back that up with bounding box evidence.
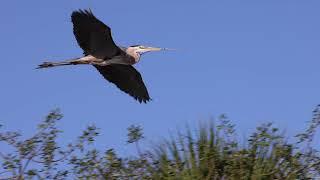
[149,112,320,179]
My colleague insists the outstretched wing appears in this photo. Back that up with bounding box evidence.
[71,9,121,59]
[94,65,151,103]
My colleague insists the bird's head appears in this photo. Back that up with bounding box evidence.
[126,45,174,62]
[129,45,173,55]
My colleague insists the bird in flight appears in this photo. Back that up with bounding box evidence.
[38,9,172,103]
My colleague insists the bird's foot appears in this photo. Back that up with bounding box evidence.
[37,62,54,69]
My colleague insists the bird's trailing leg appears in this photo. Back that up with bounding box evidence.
[37,55,103,69]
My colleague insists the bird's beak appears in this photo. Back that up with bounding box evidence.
[142,46,175,53]
[144,47,162,52]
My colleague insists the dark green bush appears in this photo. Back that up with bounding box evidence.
[1,107,319,179]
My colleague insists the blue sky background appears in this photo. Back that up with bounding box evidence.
[0,1,319,155]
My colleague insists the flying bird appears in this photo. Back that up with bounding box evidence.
[38,9,172,103]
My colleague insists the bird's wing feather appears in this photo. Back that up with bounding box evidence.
[71,9,121,59]
[94,65,151,103]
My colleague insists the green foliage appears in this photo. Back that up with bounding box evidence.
[0,108,319,179]
[127,125,144,144]
[149,113,320,179]
[0,109,99,179]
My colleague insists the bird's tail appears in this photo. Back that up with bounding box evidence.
[36,58,82,69]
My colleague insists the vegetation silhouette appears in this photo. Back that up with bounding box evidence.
[1,107,320,179]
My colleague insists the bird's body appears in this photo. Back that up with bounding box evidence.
[38,9,170,103]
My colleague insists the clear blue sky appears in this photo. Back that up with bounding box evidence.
[0,1,319,154]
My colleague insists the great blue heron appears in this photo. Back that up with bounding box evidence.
[38,9,171,103]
